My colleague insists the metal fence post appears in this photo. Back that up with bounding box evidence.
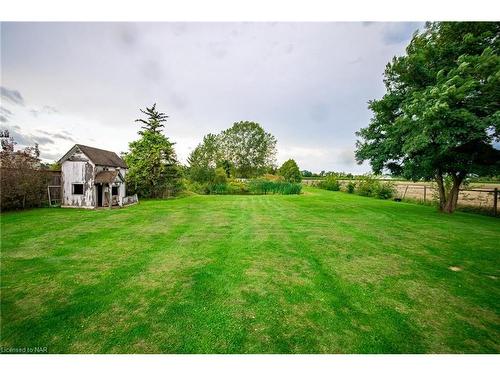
[423,185,427,203]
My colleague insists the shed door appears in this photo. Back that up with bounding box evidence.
[97,184,103,207]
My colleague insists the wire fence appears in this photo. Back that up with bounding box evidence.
[303,179,499,216]
[392,183,498,216]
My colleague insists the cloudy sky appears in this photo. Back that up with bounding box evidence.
[1,22,422,173]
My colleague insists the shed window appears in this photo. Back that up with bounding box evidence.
[112,186,118,195]
[72,184,84,195]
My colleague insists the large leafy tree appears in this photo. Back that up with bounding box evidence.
[124,105,180,198]
[188,121,277,179]
[279,159,302,182]
[219,121,277,178]
[356,22,500,213]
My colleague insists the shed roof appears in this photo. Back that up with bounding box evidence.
[94,170,123,184]
[59,144,127,168]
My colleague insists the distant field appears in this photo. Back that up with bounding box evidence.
[303,179,500,212]
[302,177,500,188]
[391,183,499,211]
[1,187,499,353]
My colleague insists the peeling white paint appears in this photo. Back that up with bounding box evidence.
[60,147,128,209]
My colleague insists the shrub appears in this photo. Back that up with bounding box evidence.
[214,167,227,184]
[162,177,184,198]
[188,179,250,195]
[317,175,340,191]
[0,139,52,210]
[227,180,249,194]
[355,176,395,199]
[184,180,209,194]
[186,176,300,195]
[207,183,228,195]
[248,179,271,194]
[186,167,229,194]
[356,175,379,197]
[248,179,301,195]
[346,181,356,194]
[280,182,302,195]
[374,182,396,200]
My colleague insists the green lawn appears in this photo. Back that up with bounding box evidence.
[1,187,499,353]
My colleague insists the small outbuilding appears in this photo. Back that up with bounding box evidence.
[58,144,136,209]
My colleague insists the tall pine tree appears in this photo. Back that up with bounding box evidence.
[124,104,181,198]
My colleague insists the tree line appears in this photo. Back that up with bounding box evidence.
[0,131,57,210]
[124,107,303,197]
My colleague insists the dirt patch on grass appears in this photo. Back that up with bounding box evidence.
[334,253,410,285]
[242,253,315,292]
[131,250,208,294]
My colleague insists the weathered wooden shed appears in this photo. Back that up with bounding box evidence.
[58,144,133,209]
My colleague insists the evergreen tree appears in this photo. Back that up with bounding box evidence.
[135,103,169,134]
[125,105,181,198]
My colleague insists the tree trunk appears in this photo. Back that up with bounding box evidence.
[435,171,465,214]
[435,171,446,211]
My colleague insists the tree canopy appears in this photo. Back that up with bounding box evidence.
[220,121,277,178]
[355,22,500,213]
[279,159,302,183]
[187,133,220,170]
[301,170,313,177]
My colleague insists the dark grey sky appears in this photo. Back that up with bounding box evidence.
[1,22,422,172]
